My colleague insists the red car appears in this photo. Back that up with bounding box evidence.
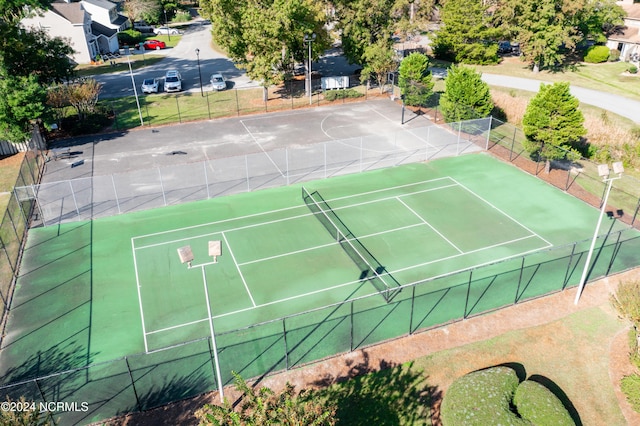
[143,40,166,50]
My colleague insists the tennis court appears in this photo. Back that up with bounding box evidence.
[2,153,639,424]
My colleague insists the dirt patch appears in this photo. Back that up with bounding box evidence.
[0,152,25,191]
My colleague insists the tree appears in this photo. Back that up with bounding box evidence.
[123,0,161,25]
[522,82,585,172]
[333,0,396,65]
[439,65,493,122]
[360,39,397,93]
[195,372,337,425]
[0,25,75,84]
[432,0,501,64]
[202,0,329,99]
[0,396,55,425]
[0,74,49,142]
[398,52,434,106]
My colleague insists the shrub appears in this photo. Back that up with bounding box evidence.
[441,367,527,425]
[442,367,576,426]
[609,49,621,62]
[173,10,191,23]
[629,65,638,74]
[323,89,364,101]
[117,29,143,47]
[513,380,574,425]
[583,45,610,63]
[621,374,640,412]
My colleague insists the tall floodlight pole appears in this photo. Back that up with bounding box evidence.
[196,48,204,97]
[574,161,624,305]
[127,54,144,126]
[304,33,316,105]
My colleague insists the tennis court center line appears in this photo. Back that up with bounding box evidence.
[448,177,553,247]
[395,197,464,254]
[221,231,256,307]
[131,238,150,352]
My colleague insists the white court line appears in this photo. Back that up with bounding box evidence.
[131,238,149,352]
[448,177,553,247]
[131,177,453,243]
[238,222,427,266]
[396,197,464,254]
[221,231,256,307]
[239,120,285,177]
[147,315,209,335]
[134,182,459,250]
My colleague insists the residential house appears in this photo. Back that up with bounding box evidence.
[607,0,640,62]
[21,2,98,64]
[21,0,128,64]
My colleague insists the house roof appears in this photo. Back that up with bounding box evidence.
[609,26,640,44]
[112,14,127,26]
[622,4,640,21]
[91,21,117,37]
[51,2,86,24]
[82,0,116,10]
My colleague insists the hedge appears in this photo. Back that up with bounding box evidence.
[584,45,610,63]
[442,366,576,426]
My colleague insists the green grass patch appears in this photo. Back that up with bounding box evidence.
[473,60,640,102]
[75,55,166,77]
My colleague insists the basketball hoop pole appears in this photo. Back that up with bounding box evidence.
[177,242,224,401]
[200,265,225,402]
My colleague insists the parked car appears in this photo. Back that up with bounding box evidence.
[141,78,159,94]
[164,70,182,92]
[143,40,166,50]
[133,21,154,33]
[154,27,180,35]
[498,41,512,54]
[210,73,226,91]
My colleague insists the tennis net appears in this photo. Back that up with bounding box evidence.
[302,187,401,302]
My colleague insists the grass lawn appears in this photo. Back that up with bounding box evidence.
[318,306,628,425]
[473,58,640,102]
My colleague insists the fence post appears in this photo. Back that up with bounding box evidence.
[509,125,517,162]
[485,116,492,150]
[0,236,16,277]
[69,180,80,219]
[124,357,142,411]
[457,122,462,156]
[282,318,289,370]
[203,162,210,199]
[409,285,416,334]
[176,96,181,123]
[631,197,640,227]
[563,243,577,289]
[245,155,250,192]
[235,89,240,116]
[515,257,525,303]
[359,137,363,172]
[206,92,211,119]
[111,175,121,215]
[285,149,289,185]
[606,230,624,276]
[464,270,472,318]
[158,168,167,206]
[350,300,354,352]
[34,378,47,405]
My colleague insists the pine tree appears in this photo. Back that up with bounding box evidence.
[439,65,493,122]
[522,82,586,172]
[398,52,434,106]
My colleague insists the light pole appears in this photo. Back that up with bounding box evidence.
[195,48,204,97]
[177,242,224,402]
[127,54,144,126]
[574,161,624,305]
[303,33,316,105]
[164,9,171,42]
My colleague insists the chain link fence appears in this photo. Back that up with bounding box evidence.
[15,119,490,227]
[0,149,45,329]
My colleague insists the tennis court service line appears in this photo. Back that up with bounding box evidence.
[395,196,464,254]
[448,177,553,247]
[221,231,256,307]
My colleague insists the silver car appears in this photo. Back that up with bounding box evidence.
[210,73,226,91]
[141,78,159,93]
[164,70,182,92]
[154,26,180,35]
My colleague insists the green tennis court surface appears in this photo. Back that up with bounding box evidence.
[2,153,639,424]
